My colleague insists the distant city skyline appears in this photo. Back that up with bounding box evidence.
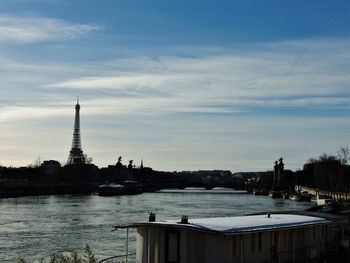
[0,0,349,171]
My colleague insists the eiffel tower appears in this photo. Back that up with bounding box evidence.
[67,98,85,165]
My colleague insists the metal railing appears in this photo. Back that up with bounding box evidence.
[98,253,136,263]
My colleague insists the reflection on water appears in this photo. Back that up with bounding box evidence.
[0,188,312,262]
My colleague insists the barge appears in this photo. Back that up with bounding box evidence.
[112,207,350,263]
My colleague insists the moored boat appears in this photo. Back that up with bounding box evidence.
[289,191,313,202]
[97,183,124,196]
[316,194,334,206]
[299,191,313,201]
[289,194,300,201]
[112,208,350,263]
[268,190,283,198]
[122,180,142,195]
[254,189,269,196]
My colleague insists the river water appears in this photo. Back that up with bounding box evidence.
[0,188,312,262]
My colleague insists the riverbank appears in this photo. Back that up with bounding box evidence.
[297,186,350,202]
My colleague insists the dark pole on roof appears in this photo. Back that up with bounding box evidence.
[126,228,129,263]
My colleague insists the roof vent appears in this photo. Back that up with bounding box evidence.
[267,213,271,218]
[149,211,156,222]
[181,215,189,224]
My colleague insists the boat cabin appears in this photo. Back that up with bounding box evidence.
[316,195,334,206]
[116,211,350,263]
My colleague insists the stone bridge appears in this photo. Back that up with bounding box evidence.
[141,181,249,192]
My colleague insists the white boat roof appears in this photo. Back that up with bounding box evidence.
[173,214,328,233]
[98,183,124,188]
[117,213,330,235]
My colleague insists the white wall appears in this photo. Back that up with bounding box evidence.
[136,224,332,263]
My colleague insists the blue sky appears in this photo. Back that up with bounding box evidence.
[0,0,349,171]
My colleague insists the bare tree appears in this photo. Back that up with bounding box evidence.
[337,146,350,165]
[83,154,93,165]
[28,156,42,168]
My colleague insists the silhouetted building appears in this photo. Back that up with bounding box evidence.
[41,160,61,175]
[67,98,86,165]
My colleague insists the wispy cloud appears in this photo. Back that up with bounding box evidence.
[45,38,350,114]
[0,14,99,44]
[1,38,349,120]
[0,38,349,123]
[0,106,70,122]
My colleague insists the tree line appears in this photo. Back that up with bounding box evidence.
[297,147,350,195]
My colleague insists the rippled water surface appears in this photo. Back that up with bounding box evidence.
[0,188,312,262]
